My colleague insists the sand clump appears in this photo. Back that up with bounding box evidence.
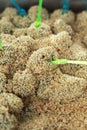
[1,7,17,20]
[27,46,59,74]
[52,19,73,35]
[0,93,23,113]
[27,22,52,39]
[75,11,87,32]
[51,9,75,24]
[0,106,18,130]
[0,72,7,93]
[0,6,87,130]
[19,96,87,130]
[60,42,87,76]
[12,15,31,28]
[33,31,73,55]
[28,5,49,22]
[12,70,37,97]
[13,28,28,37]
[0,17,14,34]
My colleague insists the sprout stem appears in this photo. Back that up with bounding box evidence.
[35,0,43,28]
[50,58,87,65]
[68,60,87,65]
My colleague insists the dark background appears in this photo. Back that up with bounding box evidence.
[0,0,87,12]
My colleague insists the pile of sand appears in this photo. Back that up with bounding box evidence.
[0,6,87,130]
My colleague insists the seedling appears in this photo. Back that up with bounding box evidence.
[49,58,87,65]
[62,0,69,14]
[35,0,43,28]
[0,40,3,50]
[10,0,27,16]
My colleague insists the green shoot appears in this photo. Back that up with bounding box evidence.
[50,58,68,65]
[0,40,3,50]
[68,60,87,65]
[49,58,87,65]
[35,0,43,28]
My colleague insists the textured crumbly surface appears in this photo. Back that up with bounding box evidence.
[83,34,87,47]
[0,34,16,44]
[75,11,87,32]
[0,72,7,93]
[1,7,17,20]
[0,17,14,34]
[12,70,37,97]
[19,96,87,130]
[27,22,52,39]
[0,6,87,130]
[37,70,87,103]
[50,31,73,55]
[0,93,23,113]
[28,5,49,22]
[13,28,28,37]
[12,15,31,28]
[52,19,73,35]
[27,46,59,74]
[51,9,75,24]
[59,43,87,75]
[0,106,18,130]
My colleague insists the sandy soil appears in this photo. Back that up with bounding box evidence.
[0,6,87,130]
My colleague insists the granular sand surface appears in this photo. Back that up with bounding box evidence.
[0,6,87,130]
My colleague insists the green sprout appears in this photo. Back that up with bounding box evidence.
[0,40,3,50]
[35,0,43,28]
[49,58,87,65]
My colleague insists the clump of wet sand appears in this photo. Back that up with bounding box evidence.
[0,6,87,130]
